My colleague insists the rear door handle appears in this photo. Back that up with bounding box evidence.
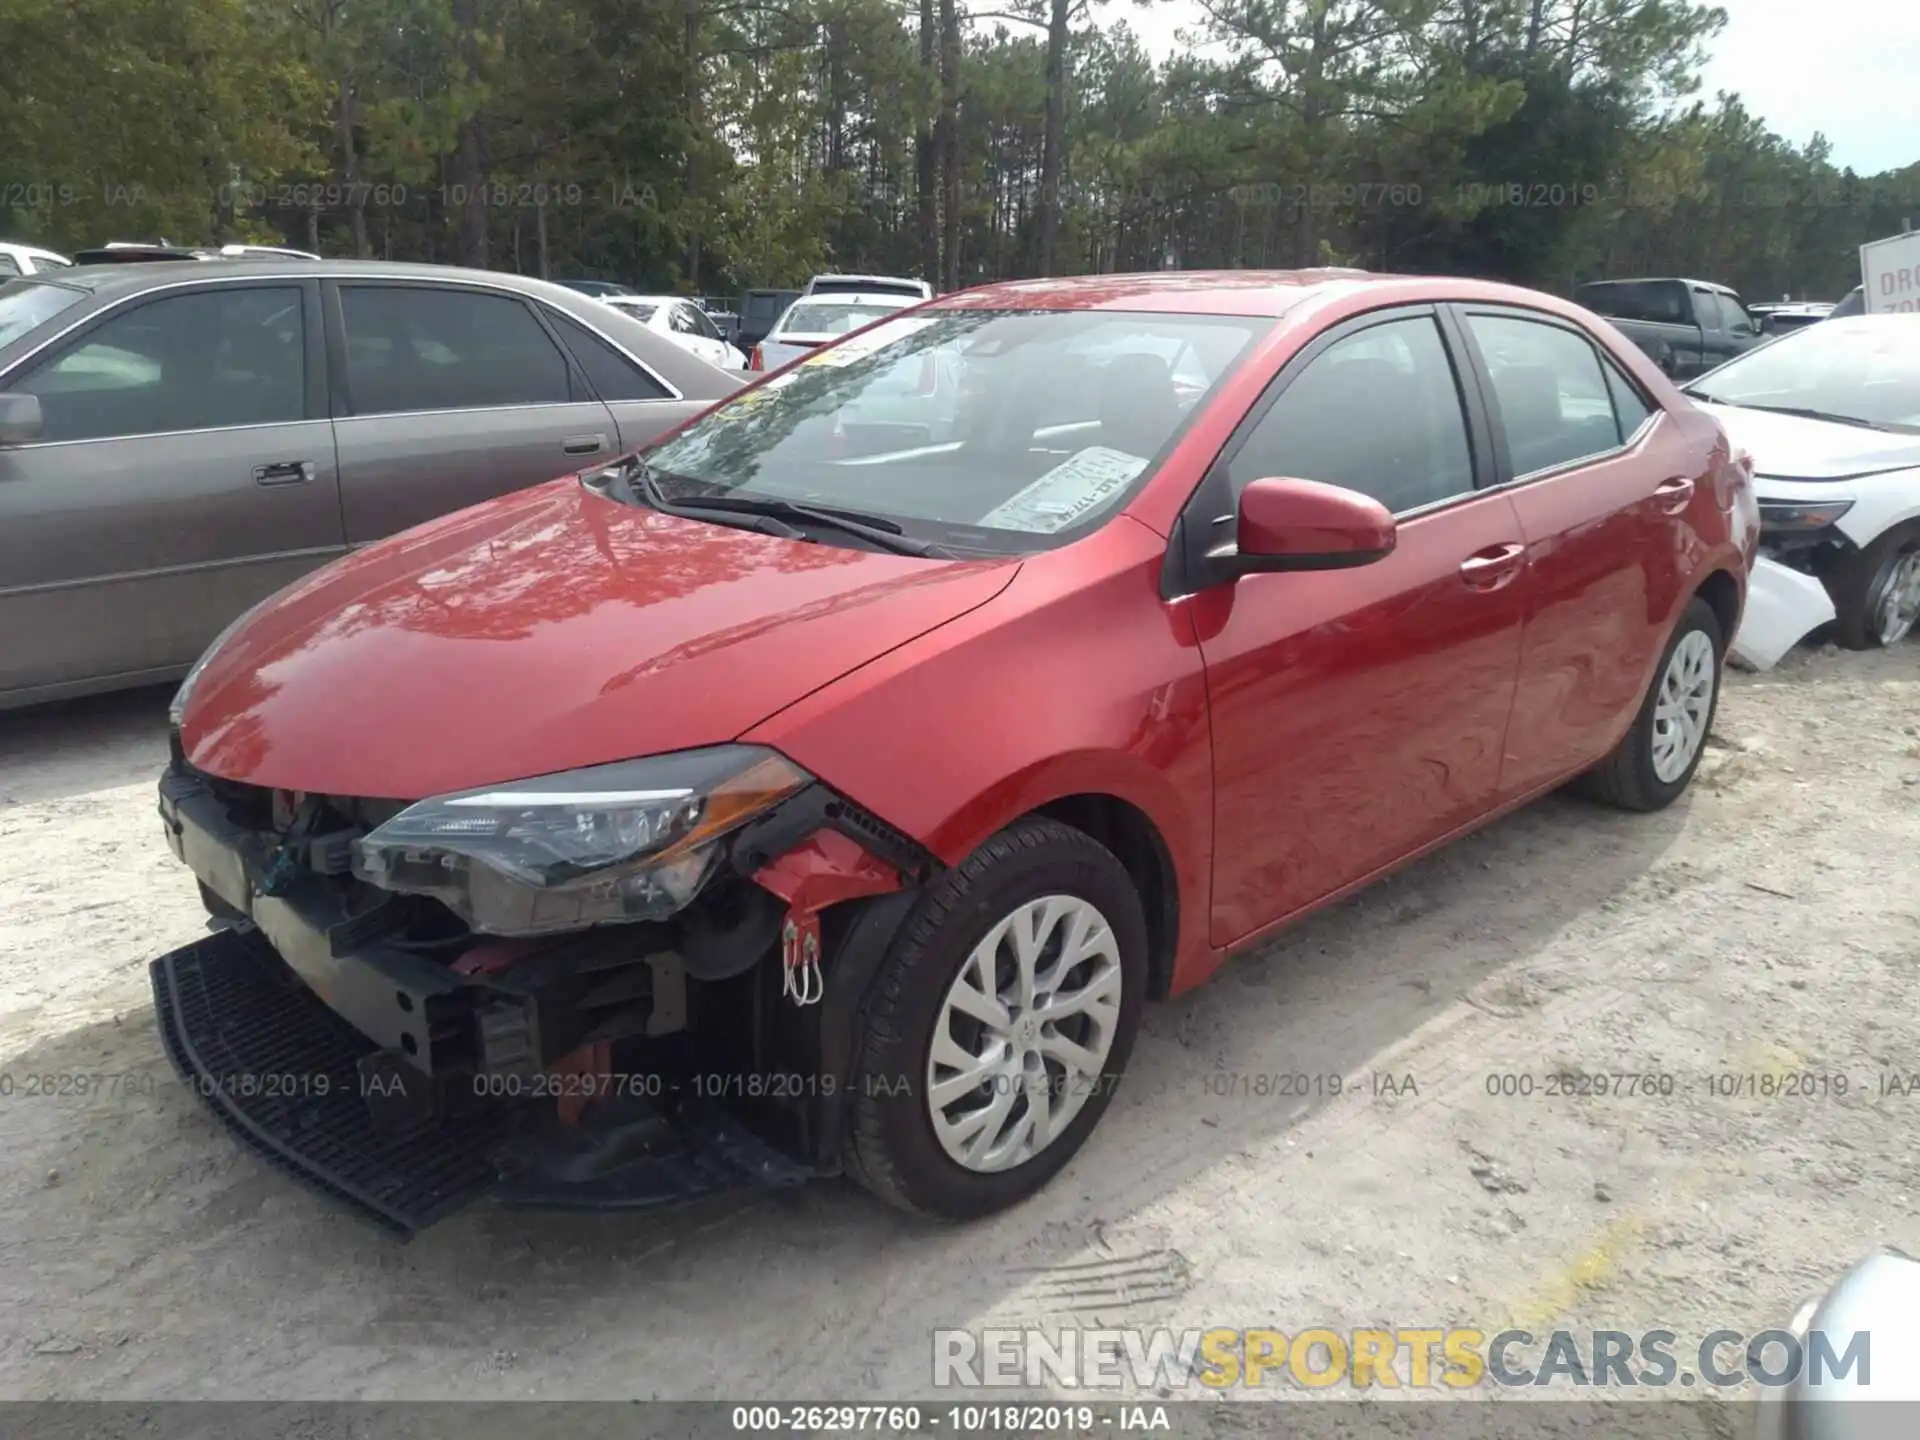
[563,433,608,456]
[1458,542,1526,591]
[1652,476,1696,514]
[252,460,314,486]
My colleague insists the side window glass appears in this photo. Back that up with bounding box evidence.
[1466,314,1620,476]
[1228,316,1475,515]
[1604,361,1654,440]
[0,255,19,276]
[1723,298,1756,336]
[544,311,671,401]
[670,306,700,336]
[340,286,571,415]
[14,286,306,443]
[1694,291,1726,331]
[688,306,721,340]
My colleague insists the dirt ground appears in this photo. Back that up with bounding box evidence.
[1,641,1917,1408]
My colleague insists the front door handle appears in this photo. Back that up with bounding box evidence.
[253,460,314,486]
[1458,542,1526,591]
[1652,476,1696,514]
[562,433,608,456]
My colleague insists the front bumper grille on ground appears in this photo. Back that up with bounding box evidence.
[151,926,510,1238]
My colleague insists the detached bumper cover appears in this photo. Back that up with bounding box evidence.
[1730,555,1837,671]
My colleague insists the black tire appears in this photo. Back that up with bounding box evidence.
[843,817,1148,1220]
[1578,596,1724,812]
[1827,522,1920,650]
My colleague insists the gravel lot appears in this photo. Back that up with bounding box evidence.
[2,643,1917,1406]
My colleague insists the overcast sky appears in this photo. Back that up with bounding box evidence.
[1087,0,1920,178]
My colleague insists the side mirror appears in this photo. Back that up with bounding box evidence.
[1221,476,1396,574]
[0,393,43,447]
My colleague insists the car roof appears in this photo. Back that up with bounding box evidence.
[789,291,911,305]
[931,268,1625,320]
[0,242,69,261]
[1576,276,1740,296]
[25,256,616,300]
[0,259,743,398]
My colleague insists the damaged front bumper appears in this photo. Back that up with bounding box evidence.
[151,759,930,1238]
[1729,555,1838,671]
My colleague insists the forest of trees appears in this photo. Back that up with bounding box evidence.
[3,0,1917,303]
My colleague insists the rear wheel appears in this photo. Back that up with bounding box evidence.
[1828,523,1920,649]
[844,818,1147,1219]
[1579,596,1724,812]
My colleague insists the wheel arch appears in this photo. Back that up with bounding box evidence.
[905,749,1206,1006]
[1693,566,1742,648]
[1031,792,1182,1002]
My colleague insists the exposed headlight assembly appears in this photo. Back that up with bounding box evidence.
[351,745,811,936]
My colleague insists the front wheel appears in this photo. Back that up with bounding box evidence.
[1578,596,1724,812]
[1828,524,1920,649]
[844,818,1148,1220]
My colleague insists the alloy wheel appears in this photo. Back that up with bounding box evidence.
[926,895,1123,1174]
[1873,549,1920,647]
[1651,629,1716,783]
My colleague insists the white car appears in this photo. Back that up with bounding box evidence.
[0,243,73,278]
[750,292,918,372]
[601,294,745,371]
[800,273,932,302]
[1684,315,1920,650]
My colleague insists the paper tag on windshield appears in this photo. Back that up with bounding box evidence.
[979,447,1148,532]
[801,316,939,368]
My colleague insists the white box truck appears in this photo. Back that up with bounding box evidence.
[1859,229,1920,313]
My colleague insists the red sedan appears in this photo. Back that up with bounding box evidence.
[155,270,1758,1235]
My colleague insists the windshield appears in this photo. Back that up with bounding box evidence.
[0,279,87,349]
[1685,319,1920,431]
[638,307,1269,553]
[778,300,910,336]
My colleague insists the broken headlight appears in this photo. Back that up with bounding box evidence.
[351,745,810,936]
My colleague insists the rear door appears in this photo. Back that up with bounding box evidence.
[1451,305,1694,797]
[0,278,341,698]
[325,279,624,544]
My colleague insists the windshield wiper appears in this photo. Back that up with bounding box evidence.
[663,492,954,558]
[623,458,950,557]
[624,459,805,539]
[1705,401,1891,431]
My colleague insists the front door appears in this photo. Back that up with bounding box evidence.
[1452,307,1700,795]
[0,279,342,698]
[1189,309,1529,945]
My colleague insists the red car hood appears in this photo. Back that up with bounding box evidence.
[180,478,1017,798]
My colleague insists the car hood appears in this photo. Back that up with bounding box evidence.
[180,477,1018,799]
[1695,402,1920,480]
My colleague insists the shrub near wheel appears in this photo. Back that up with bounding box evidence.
[845,818,1148,1220]
[1580,596,1724,813]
